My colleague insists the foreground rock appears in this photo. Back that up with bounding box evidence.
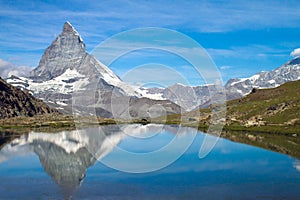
[0,77,58,119]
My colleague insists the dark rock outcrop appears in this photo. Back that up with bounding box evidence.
[0,77,58,118]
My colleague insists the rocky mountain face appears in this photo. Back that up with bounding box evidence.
[142,84,221,111]
[30,22,87,82]
[0,77,58,118]
[6,22,181,118]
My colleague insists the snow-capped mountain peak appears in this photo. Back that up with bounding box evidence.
[7,22,181,117]
[30,21,87,82]
[63,21,80,35]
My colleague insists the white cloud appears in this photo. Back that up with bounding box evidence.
[208,45,287,60]
[290,48,300,57]
[220,66,232,70]
[0,59,32,78]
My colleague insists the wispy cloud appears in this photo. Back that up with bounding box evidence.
[0,58,32,78]
[2,0,300,49]
[208,45,289,59]
[0,0,299,80]
[220,66,232,70]
[91,28,223,85]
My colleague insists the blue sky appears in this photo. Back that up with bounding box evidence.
[1,0,300,85]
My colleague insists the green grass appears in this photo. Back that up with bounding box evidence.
[226,80,300,125]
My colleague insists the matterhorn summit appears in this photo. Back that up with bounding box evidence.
[31,21,87,81]
[7,22,181,118]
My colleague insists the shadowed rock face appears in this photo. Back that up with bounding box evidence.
[0,77,58,118]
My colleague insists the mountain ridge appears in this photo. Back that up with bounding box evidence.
[142,56,300,110]
[225,56,300,98]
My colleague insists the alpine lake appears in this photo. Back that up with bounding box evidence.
[0,124,299,200]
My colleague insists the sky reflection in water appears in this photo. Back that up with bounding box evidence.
[0,124,299,200]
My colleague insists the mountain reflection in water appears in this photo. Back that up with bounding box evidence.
[0,124,300,200]
[0,124,181,198]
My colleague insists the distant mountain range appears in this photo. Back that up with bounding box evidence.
[0,77,58,119]
[143,57,300,110]
[5,21,300,116]
[225,57,300,98]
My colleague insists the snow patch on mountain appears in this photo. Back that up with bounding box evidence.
[136,87,166,100]
[7,68,89,95]
[229,78,247,86]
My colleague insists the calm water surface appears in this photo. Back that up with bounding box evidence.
[0,124,299,200]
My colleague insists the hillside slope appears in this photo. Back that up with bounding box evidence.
[0,77,58,119]
[225,79,300,131]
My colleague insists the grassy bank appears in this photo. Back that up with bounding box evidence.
[0,114,299,158]
[0,114,120,131]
